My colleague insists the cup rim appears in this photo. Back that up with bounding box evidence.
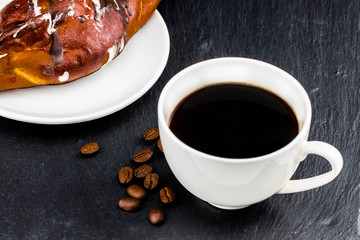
[157,57,312,163]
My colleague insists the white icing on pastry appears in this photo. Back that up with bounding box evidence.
[58,71,69,82]
[102,37,125,68]
[32,0,42,17]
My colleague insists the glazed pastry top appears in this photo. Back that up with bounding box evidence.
[0,0,160,90]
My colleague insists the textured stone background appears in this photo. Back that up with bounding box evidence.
[0,0,359,239]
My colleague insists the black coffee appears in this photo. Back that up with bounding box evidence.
[169,83,299,158]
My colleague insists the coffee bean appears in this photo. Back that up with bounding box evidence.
[160,187,175,204]
[118,197,141,212]
[127,184,147,199]
[144,173,159,190]
[133,149,153,163]
[149,209,165,225]
[143,128,160,141]
[118,166,133,184]
[81,142,99,155]
[134,164,153,178]
[157,138,163,152]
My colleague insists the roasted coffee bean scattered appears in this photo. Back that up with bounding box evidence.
[157,138,163,152]
[134,164,153,178]
[118,166,133,184]
[133,149,153,163]
[144,172,159,190]
[116,127,173,225]
[143,128,160,141]
[81,142,99,155]
[160,187,175,204]
[118,197,141,212]
[127,184,147,199]
[149,209,165,225]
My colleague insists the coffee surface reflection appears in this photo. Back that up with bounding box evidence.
[169,83,299,158]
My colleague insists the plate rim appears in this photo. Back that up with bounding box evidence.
[0,10,169,125]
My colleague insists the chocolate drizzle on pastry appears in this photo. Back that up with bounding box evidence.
[90,0,130,65]
[0,0,131,71]
[26,2,35,20]
[0,0,160,91]
[78,16,86,23]
[50,31,63,66]
[0,0,131,74]
[46,3,66,74]
[92,0,130,40]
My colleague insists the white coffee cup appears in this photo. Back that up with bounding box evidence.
[157,57,343,210]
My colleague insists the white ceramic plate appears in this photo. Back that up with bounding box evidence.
[0,7,169,124]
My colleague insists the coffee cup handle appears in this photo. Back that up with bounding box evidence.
[277,141,343,194]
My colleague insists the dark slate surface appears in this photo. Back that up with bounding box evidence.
[0,0,359,239]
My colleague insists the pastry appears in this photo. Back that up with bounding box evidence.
[0,0,161,91]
